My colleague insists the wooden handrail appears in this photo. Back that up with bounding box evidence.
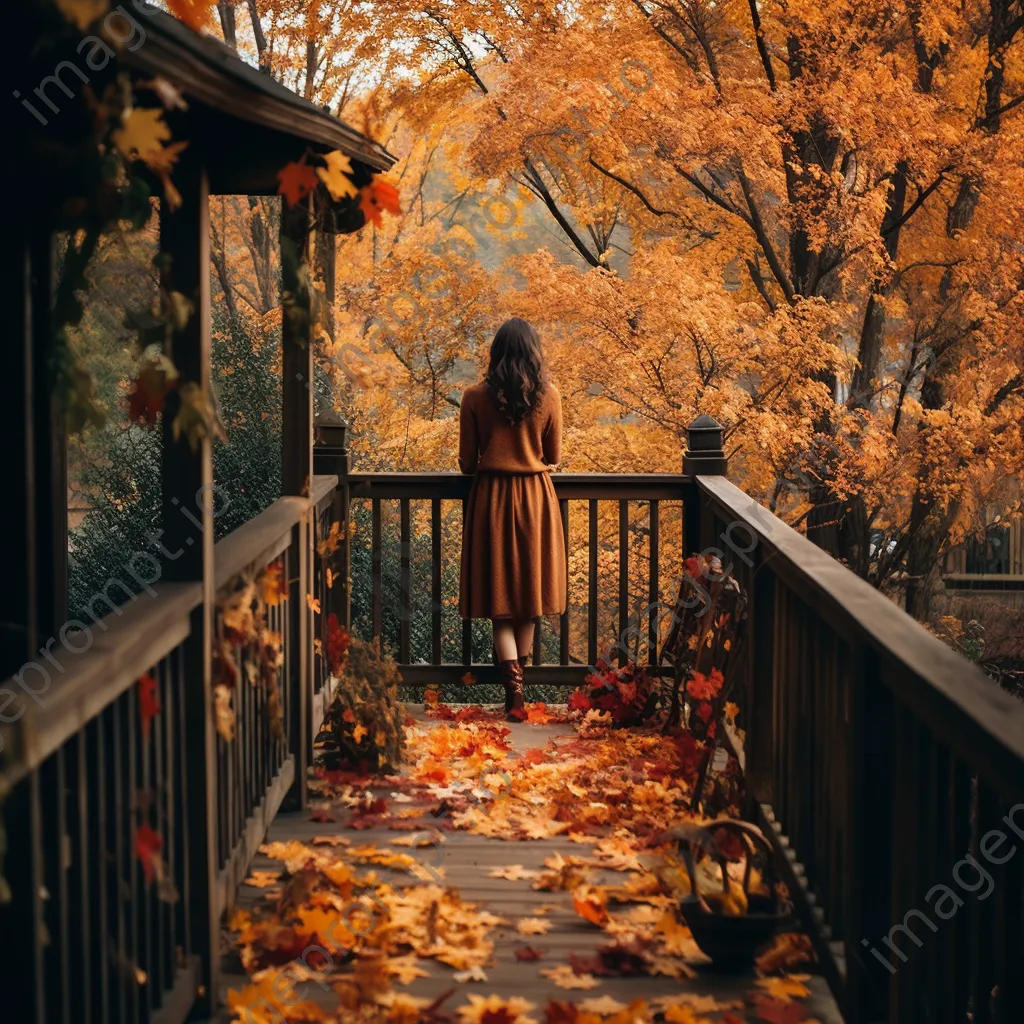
[1,480,342,787]
[697,475,1024,794]
[348,471,692,501]
[0,582,201,787]
[215,477,338,590]
[311,473,339,513]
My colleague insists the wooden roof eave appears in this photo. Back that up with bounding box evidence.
[121,6,395,177]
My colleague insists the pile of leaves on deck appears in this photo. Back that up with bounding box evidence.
[225,694,820,1024]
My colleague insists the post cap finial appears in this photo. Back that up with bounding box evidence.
[684,414,727,476]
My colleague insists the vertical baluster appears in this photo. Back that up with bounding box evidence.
[618,500,629,667]
[174,645,192,961]
[66,732,90,1024]
[159,660,176,991]
[648,500,659,665]
[40,747,69,1024]
[246,646,256,819]
[124,687,142,1022]
[106,700,127,1022]
[400,498,411,664]
[559,498,569,666]
[151,666,167,1004]
[217,728,227,872]
[971,782,999,1024]
[993,789,1024,1017]
[931,744,956,1024]
[462,498,472,666]
[431,498,442,665]
[6,768,46,1024]
[372,498,382,642]
[136,675,157,1015]
[533,616,542,667]
[87,715,109,1023]
[588,499,598,667]
[844,648,891,1023]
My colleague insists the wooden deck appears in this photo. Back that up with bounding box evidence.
[215,708,843,1022]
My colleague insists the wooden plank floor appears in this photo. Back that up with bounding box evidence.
[215,709,844,1022]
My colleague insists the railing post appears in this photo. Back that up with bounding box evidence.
[159,157,218,1015]
[281,194,313,811]
[683,414,727,555]
[314,414,351,632]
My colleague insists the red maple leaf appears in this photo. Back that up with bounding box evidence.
[276,157,319,206]
[688,668,724,701]
[514,946,545,961]
[326,613,350,675]
[138,673,161,740]
[749,996,811,1024]
[546,1002,579,1024]
[480,1010,517,1024]
[359,177,401,228]
[135,822,162,884]
[568,689,592,712]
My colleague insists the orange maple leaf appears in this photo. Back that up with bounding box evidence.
[277,157,319,207]
[526,702,553,724]
[260,562,285,607]
[138,673,161,740]
[167,0,217,32]
[359,177,401,228]
[572,889,610,927]
[462,671,477,685]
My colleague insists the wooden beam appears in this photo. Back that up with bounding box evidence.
[0,209,38,677]
[159,157,219,1016]
[31,231,69,636]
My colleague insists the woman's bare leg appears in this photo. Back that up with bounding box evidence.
[492,619,517,662]
[514,618,536,662]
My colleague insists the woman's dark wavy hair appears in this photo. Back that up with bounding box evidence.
[485,317,547,425]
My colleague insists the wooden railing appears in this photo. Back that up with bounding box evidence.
[0,477,339,1024]
[695,475,1024,1024]
[326,469,697,686]
[318,416,1024,1020]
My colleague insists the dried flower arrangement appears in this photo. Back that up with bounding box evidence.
[315,630,406,773]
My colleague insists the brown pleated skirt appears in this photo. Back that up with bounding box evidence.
[459,471,567,620]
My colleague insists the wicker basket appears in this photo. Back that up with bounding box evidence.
[674,820,794,971]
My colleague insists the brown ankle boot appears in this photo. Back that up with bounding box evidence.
[499,659,525,720]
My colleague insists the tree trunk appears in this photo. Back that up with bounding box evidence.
[246,0,269,67]
[217,1,237,48]
[305,39,318,100]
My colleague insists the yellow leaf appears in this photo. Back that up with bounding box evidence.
[540,965,601,990]
[112,108,172,162]
[353,723,368,744]
[306,594,321,614]
[754,974,813,1001]
[317,150,358,201]
[56,0,108,30]
[214,684,235,742]
[515,917,551,935]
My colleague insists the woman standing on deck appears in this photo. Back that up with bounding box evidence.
[458,318,567,720]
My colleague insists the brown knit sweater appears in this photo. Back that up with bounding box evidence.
[458,381,562,474]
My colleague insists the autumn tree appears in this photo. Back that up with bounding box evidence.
[210,1,1024,625]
